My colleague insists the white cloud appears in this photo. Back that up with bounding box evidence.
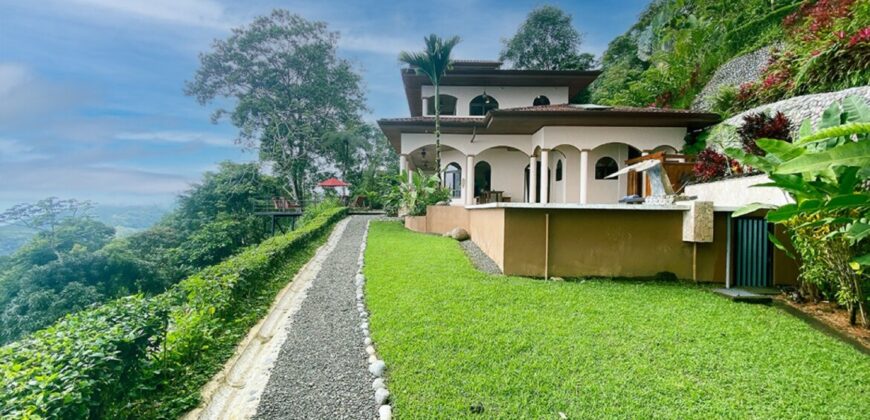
[67,0,231,29]
[339,33,418,56]
[115,130,236,147]
[0,139,49,162]
[0,63,93,126]
[0,64,32,97]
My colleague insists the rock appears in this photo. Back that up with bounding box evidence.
[375,388,391,405]
[445,227,470,241]
[366,345,376,355]
[369,360,386,376]
[372,378,386,390]
[364,337,372,346]
[368,354,378,364]
[379,404,392,420]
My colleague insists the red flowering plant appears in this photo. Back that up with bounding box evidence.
[692,148,732,183]
[737,112,793,157]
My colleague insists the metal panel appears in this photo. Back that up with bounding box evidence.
[734,218,772,288]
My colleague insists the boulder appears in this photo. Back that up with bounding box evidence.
[444,227,470,241]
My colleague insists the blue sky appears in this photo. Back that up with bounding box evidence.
[0,0,649,209]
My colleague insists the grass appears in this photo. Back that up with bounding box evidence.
[364,222,870,419]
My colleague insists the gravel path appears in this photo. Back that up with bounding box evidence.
[255,216,377,419]
[460,240,502,275]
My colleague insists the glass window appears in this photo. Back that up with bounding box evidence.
[595,157,618,180]
[469,94,498,116]
[444,163,461,198]
[425,95,457,116]
[533,95,550,106]
[555,160,563,181]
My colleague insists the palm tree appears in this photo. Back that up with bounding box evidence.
[399,34,461,181]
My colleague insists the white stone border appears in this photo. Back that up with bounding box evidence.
[355,220,392,420]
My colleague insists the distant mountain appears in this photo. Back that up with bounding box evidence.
[0,225,35,256]
[0,204,170,255]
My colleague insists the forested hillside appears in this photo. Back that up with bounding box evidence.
[590,0,869,113]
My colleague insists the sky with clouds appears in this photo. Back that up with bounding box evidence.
[0,0,649,209]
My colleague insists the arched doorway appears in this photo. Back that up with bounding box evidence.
[524,163,550,202]
[443,162,461,198]
[474,161,491,197]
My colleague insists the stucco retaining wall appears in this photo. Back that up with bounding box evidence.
[684,175,793,208]
[725,86,870,134]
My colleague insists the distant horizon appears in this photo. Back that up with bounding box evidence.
[0,0,649,209]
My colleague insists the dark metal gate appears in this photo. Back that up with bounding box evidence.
[734,218,773,288]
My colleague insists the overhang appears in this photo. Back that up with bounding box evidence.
[378,104,722,153]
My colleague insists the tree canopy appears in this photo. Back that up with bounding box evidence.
[185,10,365,204]
[500,6,595,71]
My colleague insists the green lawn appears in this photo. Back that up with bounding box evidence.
[364,222,870,419]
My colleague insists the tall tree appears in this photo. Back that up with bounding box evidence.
[399,34,461,180]
[0,198,94,263]
[500,6,595,71]
[185,10,364,205]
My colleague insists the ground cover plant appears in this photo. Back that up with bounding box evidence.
[364,222,870,418]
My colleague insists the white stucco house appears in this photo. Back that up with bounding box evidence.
[378,60,721,205]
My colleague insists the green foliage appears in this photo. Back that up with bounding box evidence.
[726,96,870,326]
[590,0,806,108]
[0,162,288,344]
[186,10,364,204]
[387,170,451,216]
[0,208,347,418]
[0,295,169,419]
[710,85,739,116]
[499,5,594,70]
[364,221,870,417]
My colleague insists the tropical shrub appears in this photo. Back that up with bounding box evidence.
[710,85,739,116]
[737,111,793,156]
[387,170,451,216]
[693,148,732,182]
[0,295,169,419]
[727,96,870,326]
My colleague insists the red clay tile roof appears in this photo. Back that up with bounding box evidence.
[318,177,350,187]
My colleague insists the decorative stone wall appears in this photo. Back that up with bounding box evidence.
[692,46,775,111]
[724,86,870,135]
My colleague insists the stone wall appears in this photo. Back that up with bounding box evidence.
[724,86,870,134]
[692,46,775,111]
[684,174,793,208]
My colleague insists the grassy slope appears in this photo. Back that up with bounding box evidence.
[365,222,870,418]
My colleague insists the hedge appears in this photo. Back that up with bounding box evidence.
[0,207,347,419]
[0,295,169,419]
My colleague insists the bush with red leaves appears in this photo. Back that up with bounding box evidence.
[693,148,730,182]
[737,112,793,156]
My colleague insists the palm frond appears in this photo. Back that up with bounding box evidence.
[398,34,461,83]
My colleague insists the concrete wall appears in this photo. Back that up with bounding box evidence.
[420,85,569,116]
[406,205,798,285]
[684,175,794,208]
[468,208,505,270]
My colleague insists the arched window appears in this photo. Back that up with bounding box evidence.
[555,160,563,181]
[425,95,457,116]
[469,94,498,116]
[595,157,619,180]
[533,95,550,106]
[474,161,491,197]
[444,163,461,198]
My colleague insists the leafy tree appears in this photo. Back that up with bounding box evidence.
[0,198,94,262]
[399,34,461,181]
[500,6,594,71]
[186,10,365,205]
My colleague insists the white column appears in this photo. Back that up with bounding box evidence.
[399,154,408,174]
[579,149,589,204]
[540,149,549,204]
[528,155,537,203]
[562,157,568,203]
[407,161,413,184]
[465,154,475,205]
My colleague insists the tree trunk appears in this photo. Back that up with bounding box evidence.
[434,82,442,183]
